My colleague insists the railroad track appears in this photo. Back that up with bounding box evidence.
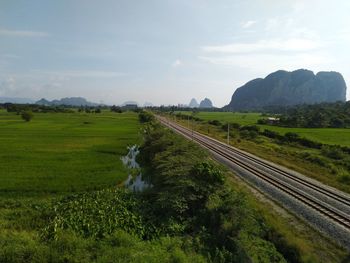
[157,116,350,231]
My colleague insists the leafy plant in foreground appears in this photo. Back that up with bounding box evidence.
[42,188,157,240]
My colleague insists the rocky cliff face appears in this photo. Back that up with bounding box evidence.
[225,69,347,111]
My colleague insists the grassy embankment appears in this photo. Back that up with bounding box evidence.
[174,111,350,193]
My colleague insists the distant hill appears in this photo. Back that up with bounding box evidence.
[225,69,347,111]
[36,97,98,106]
[35,98,51,106]
[121,101,138,106]
[189,98,199,108]
[0,97,35,104]
[199,98,213,108]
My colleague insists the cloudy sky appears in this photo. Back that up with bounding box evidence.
[1,0,349,106]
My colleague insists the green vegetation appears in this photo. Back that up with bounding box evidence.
[277,102,350,128]
[258,126,350,147]
[128,119,287,262]
[21,111,34,122]
[170,111,350,193]
[176,111,350,146]
[0,111,140,193]
[1,109,348,262]
[177,111,261,125]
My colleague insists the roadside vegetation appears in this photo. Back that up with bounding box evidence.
[170,110,350,193]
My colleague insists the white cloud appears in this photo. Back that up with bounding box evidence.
[241,20,256,29]
[172,59,182,68]
[0,28,49,37]
[201,38,322,53]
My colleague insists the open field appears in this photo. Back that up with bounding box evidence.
[178,111,350,146]
[0,110,140,194]
[177,111,261,125]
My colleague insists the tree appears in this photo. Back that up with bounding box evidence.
[21,111,33,122]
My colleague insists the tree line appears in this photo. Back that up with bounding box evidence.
[264,101,350,128]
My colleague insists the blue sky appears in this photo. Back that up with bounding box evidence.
[1,0,349,106]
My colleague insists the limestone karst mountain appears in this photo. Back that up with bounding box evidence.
[189,98,199,108]
[199,98,213,108]
[225,69,347,111]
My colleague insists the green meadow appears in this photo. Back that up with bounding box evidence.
[178,111,350,146]
[178,111,261,125]
[0,110,140,194]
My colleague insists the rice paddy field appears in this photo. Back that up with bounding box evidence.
[0,110,141,195]
[178,111,350,146]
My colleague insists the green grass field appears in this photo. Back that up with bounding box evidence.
[0,110,140,194]
[178,111,350,146]
[178,111,261,125]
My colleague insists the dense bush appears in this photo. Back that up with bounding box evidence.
[0,229,205,263]
[110,105,123,113]
[278,101,350,128]
[221,122,241,131]
[208,119,222,126]
[138,111,155,123]
[262,129,281,139]
[260,130,322,149]
[240,130,259,140]
[21,111,34,122]
[42,188,155,240]
[321,145,344,160]
[240,125,260,132]
[140,121,287,262]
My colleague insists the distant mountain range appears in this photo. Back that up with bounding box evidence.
[225,69,347,111]
[36,97,98,106]
[188,98,214,108]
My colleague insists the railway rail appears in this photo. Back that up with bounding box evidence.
[157,116,350,231]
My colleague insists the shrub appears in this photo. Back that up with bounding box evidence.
[262,129,280,139]
[231,122,241,129]
[284,132,299,142]
[240,130,259,140]
[321,145,344,160]
[240,125,260,132]
[297,137,322,149]
[21,111,33,122]
[257,119,268,125]
[338,174,350,184]
[139,111,154,123]
[208,120,222,126]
